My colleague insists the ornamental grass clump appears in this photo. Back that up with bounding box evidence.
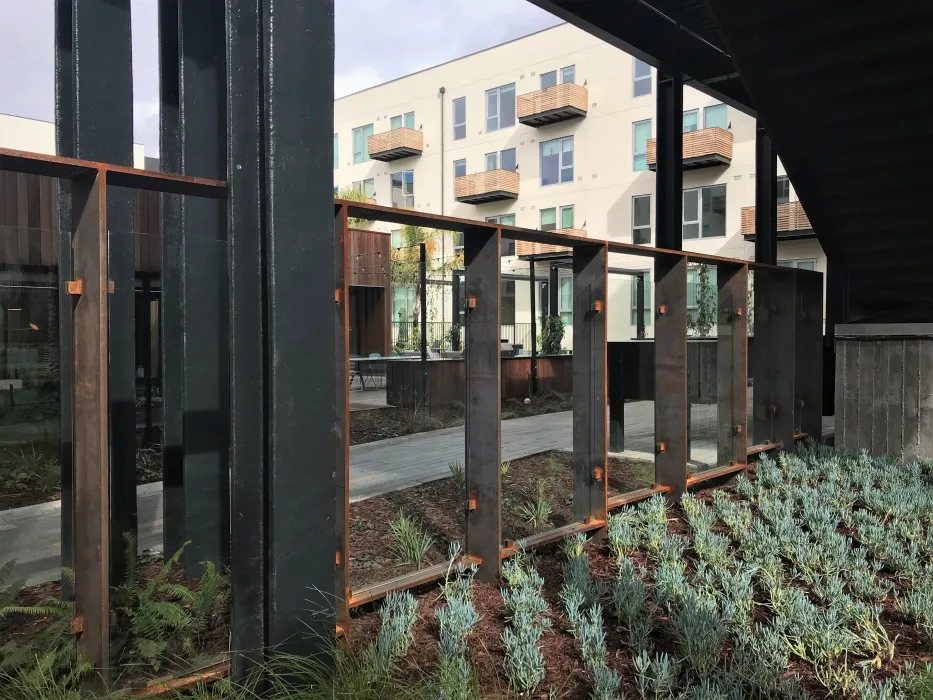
[433,546,480,700]
[670,589,727,680]
[611,560,654,653]
[500,546,550,694]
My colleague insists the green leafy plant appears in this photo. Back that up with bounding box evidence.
[539,315,564,355]
[335,185,372,227]
[671,589,726,680]
[501,550,549,694]
[687,263,716,337]
[517,478,553,530]
[500,460,511,476]
[448,460,465,492]
[389,510,435,567]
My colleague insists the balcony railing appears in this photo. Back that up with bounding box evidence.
[367,127,423,162]
[517,83,588,127]
[740,201,813,238]
[515,228,587,257]
[455,169,519,204]
[646,127,733,170]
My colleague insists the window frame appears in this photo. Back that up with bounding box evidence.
[776,175,790,205]
[485,152,498,171]
[539,136,574,186]
[683,109,699,133]
[633,58,652,97]
[453,158,466,180]
[352,123,374,164]
[351,178,375,199]
[630,271,652,326]
[632,194,651,245]
[561,65,575,84]
[778,258,817,271]
[682,184,727,240]
[485,83,516,132]
[559,275,572,326]
[487,214,516,256]
[452,97,466,140]
[633,119,651,171]
[540,70,557,90]
[391,169,414,208]
[704,103,728,129]
[560,205,574,230]
[540,207,557,231]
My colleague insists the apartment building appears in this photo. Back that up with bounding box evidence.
[334,23,824,350]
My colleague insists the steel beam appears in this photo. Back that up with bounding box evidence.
[572,244,608,523]
[608,343,623,452]
[335,206,350,635]
[794,270,823,439]
[755,124,777,266]
[159,0,230,574]
[752,269,796,449]
[717,263,748,467]
[654,254,688,498]
[55,0,135,589]
[464,224,502,583]
[262,0,338,656]
[225,0,265,674]
[656,72,683,252]
[70,171,109,673]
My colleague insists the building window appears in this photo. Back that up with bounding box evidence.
[501,280,516,325]
[486,83,516,132]
[704,104,728,129]
[633,58,652,97]
[687,265,718,315]
[391,229,403,249]
[560,205,574,229]
[540,208,557,231]
[776,175,790,205]
[540,70,557,89]
[682,184,727,239]
[540,136,573,186]
[683,110,698,133]
[391,111,415,130]
[561,65,575,84]
[633,119,651,171]
[632,194,651,244]
[559,276,572,326]
[454,158,466,179]
[393,286,416,322]
[779,258,817,271]
[631,272,651,326]
[453,97,466,140]
[487,214,516,256]
[391,170,414,208]
[352,124,374,164]
[485,149,516,171]
[351,178,375,199]
[333,133,339,169]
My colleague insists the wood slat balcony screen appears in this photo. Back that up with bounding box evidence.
[454,169,520,204]
[515,229,588,256]
[347,228,390,287]
[740,201,812,236]
[367,128,423,161]
[516,83,588,126]
[646,127,733,170]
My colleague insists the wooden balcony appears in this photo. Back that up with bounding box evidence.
[517,83,588,127]
[646,127,733,171]
[741,201,814,239]
[515,229,587,257]
[367,127,423,162]
[455,169,519,204]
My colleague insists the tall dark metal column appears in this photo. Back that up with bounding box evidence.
[334,206,350,635]
[655,72,684,252]
[755,124,777,266]
[464,224,501,583]
[752,268,795,449]
[794,269,823,439]
[452,270,462,351]
[159,0,229,574]
[529,256,538,394]
[226,0,265,674]
[420,242,428,361]
[608,344,623,452]
[572,244,608,523]
[549,264,559,318]
[55,0,135,590]
[717,263,748,467]
[824,259,849,414]
[654,253,688,498]
[636,273,646,339]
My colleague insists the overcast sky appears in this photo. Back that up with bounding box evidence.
[0,0,560,158]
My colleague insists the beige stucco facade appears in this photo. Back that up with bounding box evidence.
[0,113,146,168]
[335,23,825,348]
[334,25,825,345]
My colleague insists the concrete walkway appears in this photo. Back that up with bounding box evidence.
[0,400,832,585]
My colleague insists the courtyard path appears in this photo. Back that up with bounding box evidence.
[0,401,832,584]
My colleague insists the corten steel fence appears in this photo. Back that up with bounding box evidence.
[335,199,824,610]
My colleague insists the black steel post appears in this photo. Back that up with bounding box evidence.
[824,258,848,415]
[549,264,559,318]
[752,268,796,449]
[464,224,502,583]
[794,269,823,440]
[261,0,338,656]
[335,207,350,635]
[717,264,748,467]
[656,72,684,252]
[452,270,462,351]
[636,273,646,339]
[159,0,230,575]
[225,0,265,675]
[608,343,624,452]
[529,256,538,394]
[142,276,154,444]
[755,124,777,266]
[420,242,428,361]
[572,244,608,524]
[654,253,688,498]
[55,0,135,591]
